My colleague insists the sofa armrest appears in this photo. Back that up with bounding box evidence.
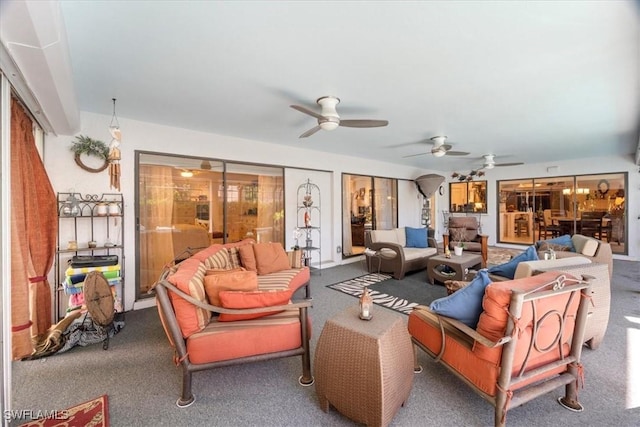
[368,241,406,261]
[428,237,438,249]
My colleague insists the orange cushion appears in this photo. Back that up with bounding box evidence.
[166,258,210,338]
[238,244,257,272]
[186,309,303,364]
[253,242,290,275]
[474,271,578,364]
[218,289,292,321]
[203,270,258,306]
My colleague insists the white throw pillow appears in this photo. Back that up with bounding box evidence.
[371,229,400,245]
[581,238,599,257]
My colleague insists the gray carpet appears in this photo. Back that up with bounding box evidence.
[10,259,640,426]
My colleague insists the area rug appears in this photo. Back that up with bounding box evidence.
[327,271,448,315]
[487,246,523,266]
[19,395,109,427]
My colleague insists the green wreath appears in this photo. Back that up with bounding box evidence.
[70,135,110,173]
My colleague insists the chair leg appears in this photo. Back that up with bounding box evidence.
[177,369,195,408]
[558,367,584,412]
[413,343,423,373]
[298,307,314,386]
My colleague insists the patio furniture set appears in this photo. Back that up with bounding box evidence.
[152,217,611,427]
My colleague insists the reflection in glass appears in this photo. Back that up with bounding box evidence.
[497,173,627,254]
[342,174,398,257]
[137,153,284,297]
[450,181,487,213]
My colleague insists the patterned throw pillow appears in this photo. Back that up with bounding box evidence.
[449,227,466,243]
[226,247,242,269]
[204,249,230,270]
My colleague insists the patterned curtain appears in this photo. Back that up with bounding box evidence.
[10,97,57,359]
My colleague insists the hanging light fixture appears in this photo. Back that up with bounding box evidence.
[108,98,122,191]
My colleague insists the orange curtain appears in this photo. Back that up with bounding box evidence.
[10,97,57,359]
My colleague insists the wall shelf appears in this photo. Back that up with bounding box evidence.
[296,179,321,273]
[54,192,125,320]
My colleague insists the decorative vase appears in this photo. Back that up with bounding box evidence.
[454,246,464,256]
[96,203,108,216]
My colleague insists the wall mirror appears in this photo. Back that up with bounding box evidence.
[449,181,487,213]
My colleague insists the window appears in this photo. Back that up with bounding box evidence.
[497,173,627,254]
[450,181,487,213]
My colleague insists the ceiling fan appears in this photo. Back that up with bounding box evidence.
[481,154,524,169]
[290,96,388,138]
[451,154,524,180]
[403,136,470,158]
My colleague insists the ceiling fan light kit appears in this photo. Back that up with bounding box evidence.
[290,96,388,138]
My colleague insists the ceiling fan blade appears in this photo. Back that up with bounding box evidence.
[495,162,524,167]
[339,119,388,128]
[290,105,325,120]
[446,151,471,156]
[402,152,428,158]
[299,125,321,138]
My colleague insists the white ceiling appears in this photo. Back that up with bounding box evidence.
[3,1,640,171]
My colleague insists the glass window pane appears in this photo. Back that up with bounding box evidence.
[497,173,627,254]
[225,163,284,244]
[341,173,398,258]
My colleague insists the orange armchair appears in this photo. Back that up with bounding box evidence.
[408,271,592,426]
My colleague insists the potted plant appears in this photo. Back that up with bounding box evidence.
[454,240,465,256]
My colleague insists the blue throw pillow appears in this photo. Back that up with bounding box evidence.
[429,269,492,328]
[535,234,575,252]
[405,227,428,248]
[488,245,539,279]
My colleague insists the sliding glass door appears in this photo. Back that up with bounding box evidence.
[497,173,627,254]
[136,152,284,298]
[342,174,397,257]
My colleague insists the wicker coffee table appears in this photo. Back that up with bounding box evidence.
[314,305,414,427]
[427,252,482,285]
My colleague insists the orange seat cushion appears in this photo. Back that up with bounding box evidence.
[186,309,305,364]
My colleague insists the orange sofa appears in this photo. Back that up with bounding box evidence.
[408,271,592,426]
[153,239,314,407]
